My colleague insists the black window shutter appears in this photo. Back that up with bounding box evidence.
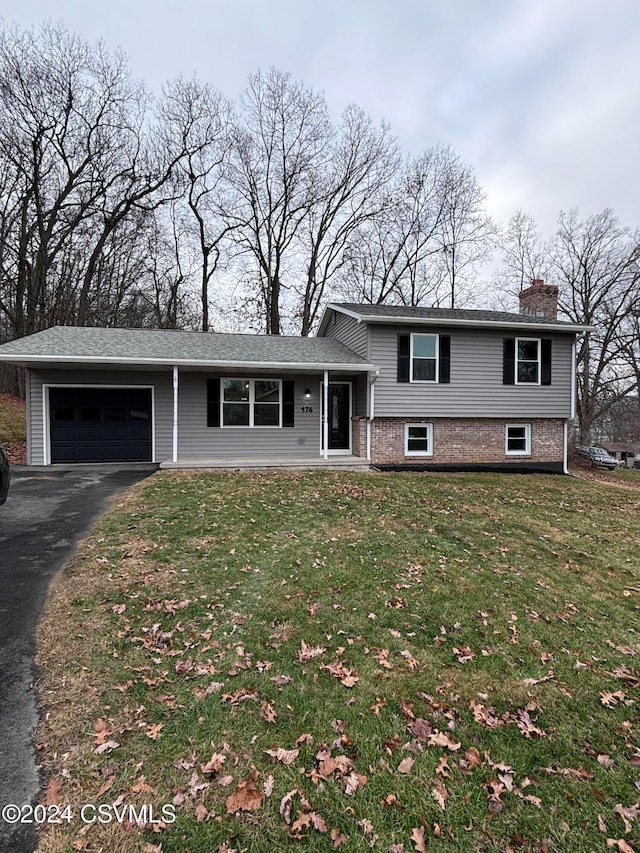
[541,339,552,385]
[503,338,515,385]
[438,335,451,383]
[397,334,410,382]
[207,379,220,427]
[282,380,295,427]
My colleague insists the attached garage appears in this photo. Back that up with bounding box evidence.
[49,387,152,463]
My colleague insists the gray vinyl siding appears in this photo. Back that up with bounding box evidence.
[323,311,369,359]
[371,326,574,418]
[28,369,173,464]
[177,373,323,458]
[354,373,368,417]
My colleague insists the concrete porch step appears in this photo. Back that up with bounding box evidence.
[160,455,371,472]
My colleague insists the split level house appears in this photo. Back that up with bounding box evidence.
[0,280,591,473]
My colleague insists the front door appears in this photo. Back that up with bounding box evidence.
[323,383,351,451]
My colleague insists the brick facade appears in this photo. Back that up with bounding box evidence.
[351,417,368,457]
[354,417,565,465]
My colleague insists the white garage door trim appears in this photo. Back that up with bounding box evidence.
[43,384,156,465]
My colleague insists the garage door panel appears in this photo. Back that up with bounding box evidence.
[49,388,152,463]
[77,444,103,462]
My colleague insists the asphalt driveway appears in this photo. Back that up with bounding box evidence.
[0,463,157,853]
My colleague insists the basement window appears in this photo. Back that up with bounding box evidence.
[505,423,531,455]
[405,423,433,456]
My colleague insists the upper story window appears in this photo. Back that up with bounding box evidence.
[503,337,551,386]
[516,338,540,384]
[411,333,439,382]
[222,379,281,427]
[397,333,450,384]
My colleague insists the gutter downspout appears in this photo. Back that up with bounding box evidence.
[323,370,329,461]
[564,335,578,474]
[172,366,179,463]
[367,370,379,463]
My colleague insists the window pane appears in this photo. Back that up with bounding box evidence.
[517,362,538,383]
[255,380,280,403]
[254,403,280,426]
[407,425,430,453]
[413,358,436,381]
[408,426,428,440]
[223,403,250,426]
[507,426,528,452]
[223,379,250,402]
[518,340,538,360]
[413,334,436,358]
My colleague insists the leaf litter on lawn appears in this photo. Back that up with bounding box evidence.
[34,471,640,852]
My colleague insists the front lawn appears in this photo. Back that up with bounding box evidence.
[36,472,640,852]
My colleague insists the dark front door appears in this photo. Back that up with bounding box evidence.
[49,388,152,463]
[324,383,351,451]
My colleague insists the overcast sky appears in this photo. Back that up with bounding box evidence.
[1,0,639,240]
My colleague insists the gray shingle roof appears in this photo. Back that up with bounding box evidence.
[327,303,588,330]
[0,326,374,370]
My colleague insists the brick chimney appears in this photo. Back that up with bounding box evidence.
[518,278,558,320]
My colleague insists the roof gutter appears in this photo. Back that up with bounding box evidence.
[324,303,595,334]
[0,354,378,372]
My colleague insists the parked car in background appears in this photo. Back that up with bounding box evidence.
[575,445,620,470]
[0,445,9,505]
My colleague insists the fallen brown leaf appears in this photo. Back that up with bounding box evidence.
[411,825,429,852]
[225,773,263,814]
[264,747,299,766]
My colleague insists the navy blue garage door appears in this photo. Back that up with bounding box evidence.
[49,388,152,463]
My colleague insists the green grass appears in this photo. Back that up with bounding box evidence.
[36,471,640,853]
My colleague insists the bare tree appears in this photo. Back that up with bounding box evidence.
[225,68,332,334]
[161,78,237,331]
[0,22,188,344]
[294,105,399,334]
[501,211,550,291]
[436,152,496,308]
[339,146,479,307]
[499,208,640,442]
[553,209,640,442]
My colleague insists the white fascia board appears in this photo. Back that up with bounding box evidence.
[352,315,595,334]
[316,303,365,336]
[0,354,378,372]
[324,303,365,323]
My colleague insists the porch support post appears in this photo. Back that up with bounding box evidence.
[323,370,329,461]
[172,365,179,463]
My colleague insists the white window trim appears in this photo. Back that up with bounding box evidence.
[410,333,439,383]
[505,423,531,456]
[404,422,433,457]
[220,378,282,428]
[515,337,541,385]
